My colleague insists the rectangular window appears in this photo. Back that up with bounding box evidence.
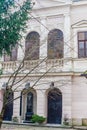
[78,32,87,58]
[4,54,10,62]
[4,45,17,61]
[86,41,87,56]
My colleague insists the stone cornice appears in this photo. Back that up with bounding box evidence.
[32,3,71,12]
[0,72,81,78]
[72,0,87,6]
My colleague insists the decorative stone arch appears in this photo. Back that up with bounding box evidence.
[20,88,37,121]
[47,29,64,59]
[46,88,62,124]
[48,27,64,33]
[25,31,40,60]
[25,29,40,37]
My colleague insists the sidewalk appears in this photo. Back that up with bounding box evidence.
[1,122,87,130]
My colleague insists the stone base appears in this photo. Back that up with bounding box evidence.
[72,118,82,126]
[12,116,21,123]
[82,118,87,126]
[23,120,33,123]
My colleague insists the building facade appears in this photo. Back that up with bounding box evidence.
[0,0,87,125]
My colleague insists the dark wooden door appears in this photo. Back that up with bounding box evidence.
[3,91,13,121]
[25,92,33,121]
[47,89,62,124]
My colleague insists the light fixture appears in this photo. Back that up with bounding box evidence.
[2,82,8,90]
[50,82,54,89]
[25,82,30,89]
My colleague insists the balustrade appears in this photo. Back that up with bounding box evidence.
[1,61,16,70]
[46,59,64,67]
[0,58,71,73]
[1,58,86,73]
[1,60,39,72]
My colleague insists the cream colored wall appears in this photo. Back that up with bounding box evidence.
[15,75,72,123]
[72,76,87,125]
[72,76,87,118]
[71,3,87,25]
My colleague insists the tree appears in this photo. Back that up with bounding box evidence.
[0,55,48,128]
[0,0,31,55]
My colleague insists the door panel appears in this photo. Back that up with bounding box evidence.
[25,92,33,121]
[3,91,13,121]
[47,89,62,124]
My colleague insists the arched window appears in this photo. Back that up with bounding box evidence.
[25,31,40,60]
[20,88,37,122]
[25,92,34,121]
[48,29,64,59]
[27,92,33,113]
[4,45,18,61]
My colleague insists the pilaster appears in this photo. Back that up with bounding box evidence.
[64,13,71,58]
[39,17,48,59]
[0,90,3,113]
[36,89,46,117]
[17,38,25,60]
[13,91,21,122]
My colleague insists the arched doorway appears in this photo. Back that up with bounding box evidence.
[3,89,13,121]
[21,88,37,122]
[47,88,62,124]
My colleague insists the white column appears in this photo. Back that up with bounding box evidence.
[13,91,21,122]
[0,90,3,113]
[39,17,48,72]
[62,81,72,124]
[17,38,25,60]
[73,29,78,58]
[40,17,48,59]
[36,90,46,117]
[64,13,71,58]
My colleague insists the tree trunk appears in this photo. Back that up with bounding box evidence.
[0,107,5,129]
[0,115,3,129]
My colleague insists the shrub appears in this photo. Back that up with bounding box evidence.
[31,114,46,124]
